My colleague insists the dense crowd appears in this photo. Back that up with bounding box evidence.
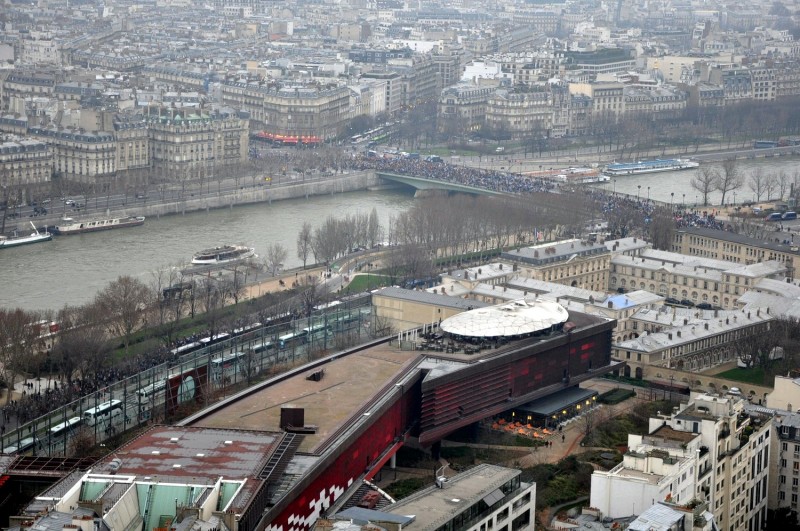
[352,155,557,195]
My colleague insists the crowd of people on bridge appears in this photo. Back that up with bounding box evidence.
[351,155,557,195]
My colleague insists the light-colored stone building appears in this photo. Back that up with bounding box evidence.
[672,226,800,280]
[0,139,52,201]
[610,248,786,309]
[220,82,350,139]
[145,106,248,181]
[613,306,773,378]
[28,126,115,183]
[501,238,611,292]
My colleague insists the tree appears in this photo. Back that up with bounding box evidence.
[747,169,768,202]
[0,308,44,399]
[648,208,675,251]
[264,243,288,277]
[53,303,111,384]
[296,221,313,269]
[716,159,744,206]
[690,166,718,206]
[776,171,790,201]
[95,275,150,353]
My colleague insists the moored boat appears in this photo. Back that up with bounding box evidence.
[0,222,52,248]
[525,167,610,184]
[191,245,256,265]
[603,158,699,176]
[53,216,145,235]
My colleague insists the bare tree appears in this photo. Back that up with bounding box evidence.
[296,222,313,269]
[648,208,676,251]
[95,275,150,353]
[776,171,790,201]
[367,207,382,248]
[53,303,111,384]
[716,159,744,206]
[748,169,768,202]
[690,166,718,206]
[0,308,44,400]
[264,243,288,277]
[764,173,779,202]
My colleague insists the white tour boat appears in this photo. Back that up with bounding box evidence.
[191,245,256,265]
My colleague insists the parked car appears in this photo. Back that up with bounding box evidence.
[696,302,713,310]
[765,212,783,221]
[782,211,797,220]
[680,299,695,307]
[665,297,681,306]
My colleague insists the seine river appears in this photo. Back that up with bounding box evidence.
[0,189,416,312]
[1,156,798,312]
[595,155,800,206]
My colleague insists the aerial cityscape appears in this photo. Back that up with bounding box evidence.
[2,0,800,529]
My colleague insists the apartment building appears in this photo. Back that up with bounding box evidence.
[438,82,498,133]
[501,238,610,292]
[672,226,800,279]
[220,82,350,138]
[28,126,115,183]
[0,70,61,111]
[568,81,625,121]
[0,139,52,200]
[770,412,800,525]
[145,106,248,181]
[591,393,772,531]
[484,90,552,139]
[113,115,150,180]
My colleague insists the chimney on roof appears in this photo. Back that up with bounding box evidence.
[684,318,688,325]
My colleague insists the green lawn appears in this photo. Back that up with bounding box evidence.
[342,274,393,293]
[714,367,767,386]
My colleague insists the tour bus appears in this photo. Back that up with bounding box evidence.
[251,340,277,355]
[136,379,168,420]
[279,329,309,349]
[5,435,37,455]
[210,351,248,382]
[49,416,83,439]
[83,399,124,427]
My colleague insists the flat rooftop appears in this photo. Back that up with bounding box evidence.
[384,464,521,529]
[91,426,281,482]
[194,344,419,452]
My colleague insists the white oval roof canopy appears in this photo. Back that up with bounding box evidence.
[440,299,569,339]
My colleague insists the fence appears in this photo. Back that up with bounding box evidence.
[1,302,373,457]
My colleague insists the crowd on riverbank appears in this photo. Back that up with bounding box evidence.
[352,155,557,194]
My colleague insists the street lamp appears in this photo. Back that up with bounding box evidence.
[670,192,674,210]
[647,186,650,202]
[613,179,617,195]
[637,184,641,201]
[733,192,737,206]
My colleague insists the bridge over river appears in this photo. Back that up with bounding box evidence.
[376,171,509,196]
